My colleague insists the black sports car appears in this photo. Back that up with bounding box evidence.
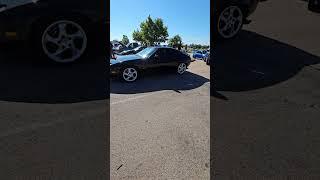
[118,46,145,55]
[213,0,259,40]
[110,47,192,82]
[0,0,107,63]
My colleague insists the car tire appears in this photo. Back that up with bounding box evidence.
[177,63,187,74]
[121,67,139,82]
[31,18,89,64]
[213,4,244,41]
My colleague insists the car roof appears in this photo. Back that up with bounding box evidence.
[150,46,179,50]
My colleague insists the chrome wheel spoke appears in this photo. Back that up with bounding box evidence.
[69,30,83,39]
[53,47,66,56]
[70,42,80,56]
[44,34,59,44]
[220,14,228,22]
[58,23,67,37]
[230,7,235,17]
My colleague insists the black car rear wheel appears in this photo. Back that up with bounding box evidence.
[214,4,244,41]
[177,63,187,74]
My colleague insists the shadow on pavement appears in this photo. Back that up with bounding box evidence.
[0,43,108,104]
[111,70,209,94]
[212,30,320,92]
[211,30,320,178]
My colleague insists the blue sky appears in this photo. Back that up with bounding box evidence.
[110,0,210,45]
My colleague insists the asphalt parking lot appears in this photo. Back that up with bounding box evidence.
[110,60,210,179]
[213,0,320,178]
[0,44,108,178]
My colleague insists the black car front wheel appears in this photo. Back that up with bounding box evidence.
[122,67,138,82]
[214,4,244,40]
[32,18,89,63]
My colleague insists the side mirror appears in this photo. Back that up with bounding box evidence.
[154,54,159,59]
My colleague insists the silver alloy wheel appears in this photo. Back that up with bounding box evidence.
[123,67,138,82]
[177,63,187,74]
[218,6,243,39]
[41,20,87,63]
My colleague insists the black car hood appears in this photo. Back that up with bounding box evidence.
[120,49,134,54]
[110,54,141,65]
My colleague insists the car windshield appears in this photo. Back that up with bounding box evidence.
[136,47,157,58]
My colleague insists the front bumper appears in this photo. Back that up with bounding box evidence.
[0,4,37,43]
[0,24,28,43]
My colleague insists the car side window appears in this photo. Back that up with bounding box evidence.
[168,49,180,60]
[156,48,169,62]
[159,48,167,59]
[152,49,162,59]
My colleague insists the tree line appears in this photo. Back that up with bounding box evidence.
[118,15,208,50]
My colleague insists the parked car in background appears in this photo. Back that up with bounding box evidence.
[0,0,107,63]
[126,42,139,50]
[213,0,259,40]
[111,40,126,53]
[111,41,140,54]
[110,42,116,59]
[110,47,192,82]
[193,50,208,60]
[118,46,145,55]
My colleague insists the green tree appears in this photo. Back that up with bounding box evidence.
[121,35,129,45]
[132,30,144,45]
[132,15,169,46]
[168,35,183,49]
